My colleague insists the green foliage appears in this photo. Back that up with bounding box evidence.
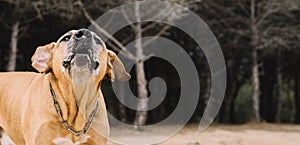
[234,84,252,123]
[281,89,295,123]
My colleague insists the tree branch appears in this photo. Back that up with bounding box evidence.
[76,0,136,61]
[142,22,158,32]
[143,25,171,47]
[0,15,11,29]
[121,6,135,30]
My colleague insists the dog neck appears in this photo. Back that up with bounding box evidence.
[71,72,99,121]
[49,72,100,128]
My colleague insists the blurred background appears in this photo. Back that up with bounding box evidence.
[0,0,299,128]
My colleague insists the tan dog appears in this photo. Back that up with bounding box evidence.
[0,29,130,144]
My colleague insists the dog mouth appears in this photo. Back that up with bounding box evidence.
[62,53,99,71]
[61,29,101,73]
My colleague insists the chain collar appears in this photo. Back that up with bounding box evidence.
[50,83,99,136]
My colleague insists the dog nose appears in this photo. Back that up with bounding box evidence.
[74,29,91,40]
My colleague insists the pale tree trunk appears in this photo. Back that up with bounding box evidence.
[250,0,261,122]
[133,2,149,128]
[275,50,283,123]
[7,21,19,72]
[134,60,148,127]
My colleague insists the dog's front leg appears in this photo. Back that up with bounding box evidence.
[22,121,66,145]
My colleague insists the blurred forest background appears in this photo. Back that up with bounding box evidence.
[0,0,299,126]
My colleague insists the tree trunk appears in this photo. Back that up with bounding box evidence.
[251,52,260,122]
[117,82,127,122]
[275,50,283,123]
[133,2,149,128]
[261,56,277,122]
[250,0,261,122]
[294,71,300,123]
[7,21,19,72]
[219,60,240,124]
[204,65,211,106]
[220,80,235,123]
[221,98,235,123]
[134,61,148,127]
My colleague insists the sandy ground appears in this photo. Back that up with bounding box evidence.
[1,123,299,144]
[108,123,300,145]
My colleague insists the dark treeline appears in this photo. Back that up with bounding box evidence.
[0,0,299,125]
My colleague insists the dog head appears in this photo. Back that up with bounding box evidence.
[31,29,131,83]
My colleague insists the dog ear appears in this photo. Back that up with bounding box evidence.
[106,50,131,81]
[31,42,55,73]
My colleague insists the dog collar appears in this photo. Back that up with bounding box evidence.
[50,83,99,136]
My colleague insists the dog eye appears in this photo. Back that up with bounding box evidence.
[61,35,71,42]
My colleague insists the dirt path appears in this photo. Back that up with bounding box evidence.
[108,123,300,145]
